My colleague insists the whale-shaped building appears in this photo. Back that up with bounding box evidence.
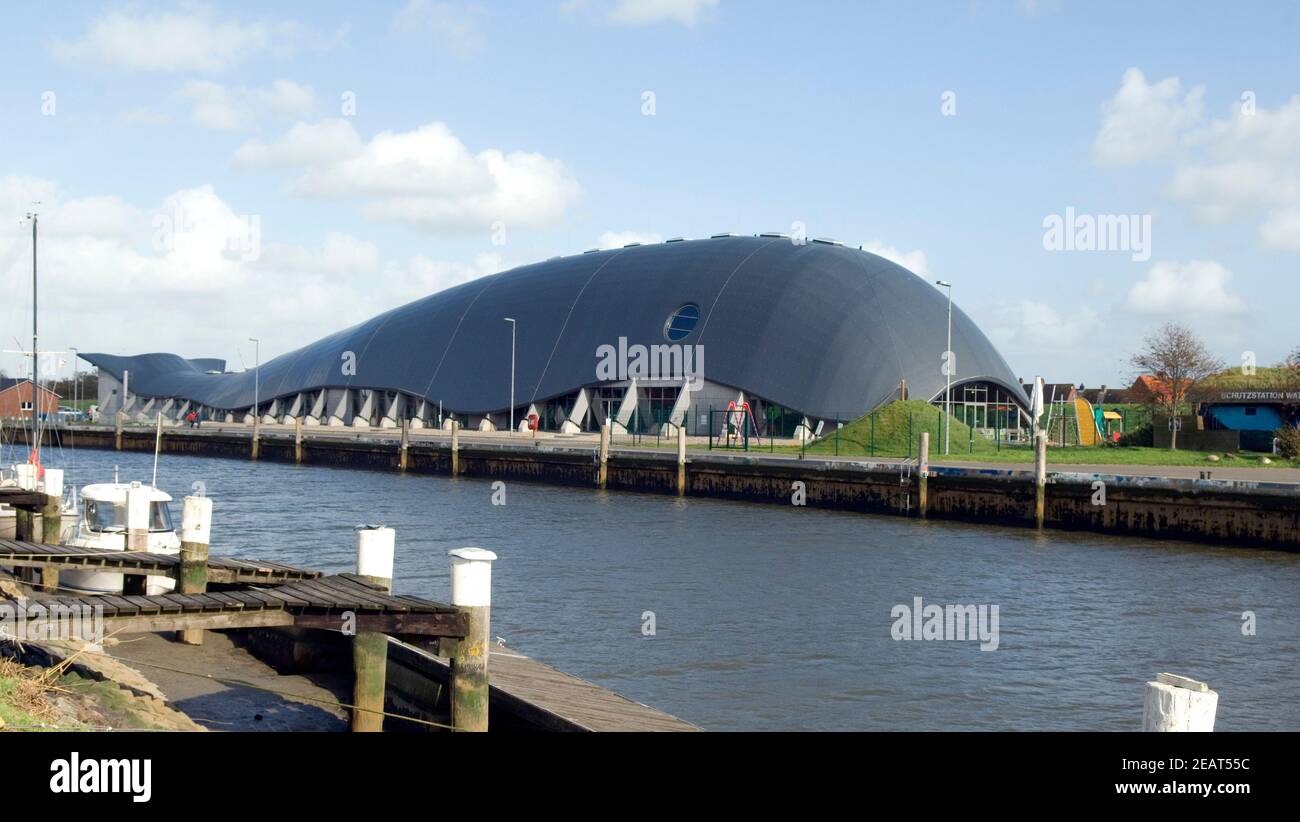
[83,234,1027,435]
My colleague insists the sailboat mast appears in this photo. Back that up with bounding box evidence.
[30,214,38,426]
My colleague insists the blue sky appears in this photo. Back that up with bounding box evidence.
[1,0,1297,386]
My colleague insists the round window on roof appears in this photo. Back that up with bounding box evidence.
[663,303,700,341]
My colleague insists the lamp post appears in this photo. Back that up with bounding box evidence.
[936,280,953,456]
[249,337,259,425]
[503,318,516,435]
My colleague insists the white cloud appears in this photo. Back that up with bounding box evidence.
[1091,68,1204,167]
[1165,95,1300,238]
[1092,71,1300,249]
[597,230,662,249]
[177,79,316,130]
[987,300,1104,350]
[392,1,486,57]
[1124,260,1247,316]
[859,239,930,278]
[233,119,364,167]
[1259,207,1300,250]
[51,5,343,73]
[0,178,506,374]
[235,120,581,233]
[607,0,719,26]
[0,176,141,237]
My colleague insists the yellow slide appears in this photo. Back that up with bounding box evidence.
[1074,396,1102,446]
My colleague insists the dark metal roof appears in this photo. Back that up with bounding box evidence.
[81,236,1025,419]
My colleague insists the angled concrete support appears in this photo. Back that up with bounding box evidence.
[560,388,591,434]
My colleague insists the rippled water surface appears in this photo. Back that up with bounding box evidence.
[44,448,1300,730]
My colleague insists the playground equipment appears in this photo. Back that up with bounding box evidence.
[710,401,761,449]
[1074,396,1103,446]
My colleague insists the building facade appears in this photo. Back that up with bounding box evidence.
[83,235,1027,437]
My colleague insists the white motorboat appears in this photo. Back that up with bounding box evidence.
[60,481,180,596]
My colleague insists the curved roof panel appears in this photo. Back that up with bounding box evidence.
[82,236,1025,420]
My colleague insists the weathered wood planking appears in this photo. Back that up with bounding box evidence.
[0,574,468,638]
[0,488,47,510]
[0,539,320,584]
[391,639,699,732]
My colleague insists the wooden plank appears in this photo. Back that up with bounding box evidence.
[187,593,229,612]
[121,595,163,616]
[249,586,311,609]
[392,594,453,614]
[295,611,467,637]
[99,595,140,615]
[221,590,270,610]
[203,591,246,610]
[311,576,395,611]
[280,579,356,609]
[234,589,288,610]
[102,609,295,635]
[161,594,205,613]
[150,595,183,614]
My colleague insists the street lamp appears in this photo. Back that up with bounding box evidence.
[503,318,516,435]
[249,337,259,425]
[936,280,953,456]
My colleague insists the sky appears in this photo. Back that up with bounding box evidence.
[0,0,1297,389]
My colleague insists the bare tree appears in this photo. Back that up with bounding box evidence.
[1130,323,1224,450]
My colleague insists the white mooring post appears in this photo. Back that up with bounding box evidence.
[1142,673,1218,732]
[449,547,497,732]
[123,482,151,594]
[352,526,395,733]
[178,495,213,645]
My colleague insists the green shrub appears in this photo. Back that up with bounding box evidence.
[1276,426,1300,459]
[1117,424,1153,447]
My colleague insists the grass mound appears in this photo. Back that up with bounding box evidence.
[802,400,1000,457]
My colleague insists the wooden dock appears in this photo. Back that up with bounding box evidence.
[1,546,698,731]
[5,573,467,639]
[0,539,320,585]
[389,638,698,732]
[0,487,46,510]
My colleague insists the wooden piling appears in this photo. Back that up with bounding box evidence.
[449,547,496,732]
[294,415,304,464]
[450,420,460,477]
[14,509,33,542]
[676,424,687,496]
[352,526,395,732]
[917,432,929,518]
[399,417,410,472]
[178,495,213,645]
[38,469,64,590]
[1034,432,1047,528]
[251,418,261,461]
[115,411,124,450]
[597,422,610,488]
